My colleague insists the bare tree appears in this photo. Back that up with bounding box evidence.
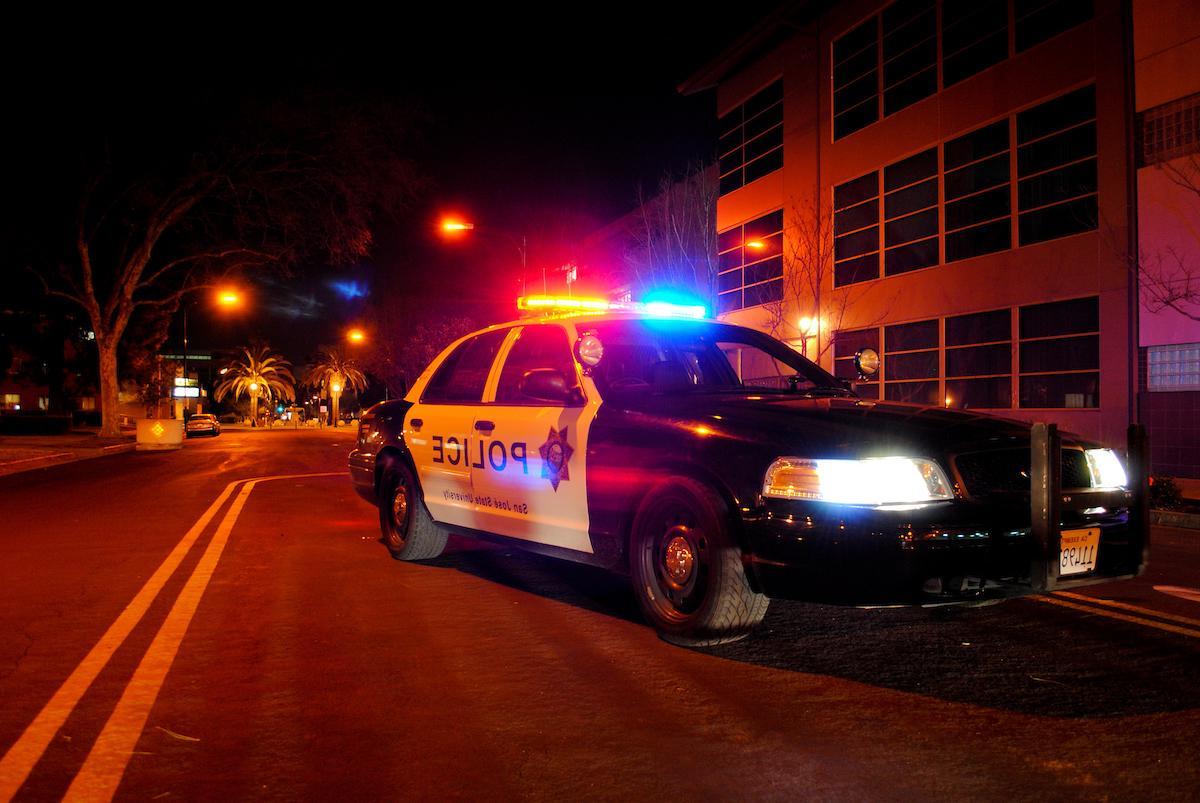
[626,162,719,310]
[1135,156,1200,322]
[765,192,888,363]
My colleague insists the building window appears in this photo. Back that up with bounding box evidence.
[884,319,940,403]
[833,19,879,140]
[833,327,881,398]
[834,172,881,286]
[882,0,937,116]
[945,308,1013,408]
[1016,85,1097,246]
[38,396,49,411]
[1147,343,1200,391]
[884,148,939,275]
[944,120,1012,262]
[1015,0,1093,53]
[716,210,784,314]
[1019,296,1099,408]
[942,0,1008,87]
[1138,92,1200,166]
[719,80,784,196]
[78,397,97,411]
[2,393,19,410]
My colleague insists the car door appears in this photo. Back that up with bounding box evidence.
[470,323,598,554]
[404,328,508,529]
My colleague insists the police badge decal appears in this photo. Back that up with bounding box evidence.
[537,427,573,491]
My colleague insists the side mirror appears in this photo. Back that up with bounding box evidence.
[519,369,584,405]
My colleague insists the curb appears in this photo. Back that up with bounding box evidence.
[0,442,137,478]
[1151,509,1200,530]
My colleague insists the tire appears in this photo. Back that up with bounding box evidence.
[629,476,769,646]
[378,461,448,561]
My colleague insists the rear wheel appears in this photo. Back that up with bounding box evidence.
[378,461,447,561]
[629,476,769,646]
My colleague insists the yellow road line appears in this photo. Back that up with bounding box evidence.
[1052,590,1200,629]
[1033,595,1200,639]
[64,472,339,802]
[0,479,242,801]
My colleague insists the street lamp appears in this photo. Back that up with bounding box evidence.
[347,327,366,344]
[180,287,244,415]
[437,216,535,292]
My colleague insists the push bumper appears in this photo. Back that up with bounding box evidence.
[348,448,377,505]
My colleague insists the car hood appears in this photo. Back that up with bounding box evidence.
[606,391,1087,459]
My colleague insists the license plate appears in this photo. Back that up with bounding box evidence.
[1059,527,1100,576]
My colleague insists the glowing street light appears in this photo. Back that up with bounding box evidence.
[216,289,241,307]
[331,382,342,394]
[347,328,366,344]
[746,240,767,251]
[440,218,475,233]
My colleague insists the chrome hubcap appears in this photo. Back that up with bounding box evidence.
[663,533,695,584]
[391,485,408,529]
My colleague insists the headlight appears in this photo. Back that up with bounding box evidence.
[763,456,954,507]
[1085,448,1127,488]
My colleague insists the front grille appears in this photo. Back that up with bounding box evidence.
[955,448,1092,497]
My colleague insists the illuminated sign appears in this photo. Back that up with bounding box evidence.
[172,387,200,398]
[161,353,213,361]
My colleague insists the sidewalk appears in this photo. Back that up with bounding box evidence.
[0,430,137,477]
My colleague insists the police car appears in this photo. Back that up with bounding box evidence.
[349,296,1148,646]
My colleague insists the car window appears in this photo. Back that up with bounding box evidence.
[495,325,578,404]
[422,329,508,404]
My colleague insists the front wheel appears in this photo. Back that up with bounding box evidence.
[629,476,769,646]
[378,462,448,561]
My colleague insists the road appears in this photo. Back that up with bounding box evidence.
[0,428,1197,801]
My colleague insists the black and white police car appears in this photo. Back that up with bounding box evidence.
[349,296,1148,645]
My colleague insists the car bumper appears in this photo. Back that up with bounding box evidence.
[742,490,1146,605]
[348,448,376,504]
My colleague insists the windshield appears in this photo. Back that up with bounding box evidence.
[587,319,850,398]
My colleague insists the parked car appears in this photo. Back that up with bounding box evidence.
[185,413,221,437]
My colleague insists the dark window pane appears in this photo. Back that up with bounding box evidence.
[946,220,1012,261]
[834,358,863,380]
[836,227,880,260]
[834,45,878,87]
[835,253,880,285]
[885,178,938,219]
[854,381,882,399]
[423,329,507,404]
[945,153,1010,200]
[946,377,1012,408]
[885,207,938,246]
[835,71,880,112]
[1018,158,1097,210]
[745,210,785,239]
[834,327,880,356]
[885,148,938,191]
[745,107,783,141]
[1017,122,1097,176]
[720,171,743,196]
[835,97,880,139]
[745,255,784,285]
[1019,296,1099,338]
[1020,334,1100,373]
[496,326,576,404]
[944,0,1008,51]
[885,380,940,404]
[835,172,879,209]
[744,232,782,260]
[884,36,937,88]
[834,19,877,64]
[719,150,743,177]
[1018,195,1097,244]
[1019,372,1100,408]
[835,198,879,233]
[947,308,1011,346]
[943,30,1008,86]
[744,126,783,163]
[887,349,939,379]
[717,228,742,252]
[718,269,743,292]
[945,121,1010,170]
[886,319,939,351]
[718,290,743,314]
[885,237,939,274]
[744,278,783,307]
[883,1,935,55]
[719,249,743,271]
[1017,86,1096,143]
[946,186,1010,231]
[884,67,937,115]
[946,343,1012,376]
[745,148,784,183]
[718,109,741,137]
[718,128,743,157]
[743,80,784,118]
[1015,0,1094,52]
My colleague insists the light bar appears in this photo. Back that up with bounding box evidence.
[517,295,707,319]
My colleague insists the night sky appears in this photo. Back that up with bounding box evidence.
[2,6,779,362]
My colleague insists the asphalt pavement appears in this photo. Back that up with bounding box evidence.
[0,428,1197,801]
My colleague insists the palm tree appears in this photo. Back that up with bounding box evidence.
[214,346,296,424]
[304,347,368,427]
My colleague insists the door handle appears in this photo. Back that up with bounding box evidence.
[410,418,423,429]
[474,420,495,433]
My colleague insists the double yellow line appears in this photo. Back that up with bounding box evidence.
[0,472,338,802]
[1033,590,1200,639]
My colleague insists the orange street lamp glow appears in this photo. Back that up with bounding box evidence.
[249,382,259,393]
[331,382,342,393]
[798,316,816,335]
[440,218,475,233]
[216,289,241,307]
[745,240,766,250]
[347,328,366,344]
